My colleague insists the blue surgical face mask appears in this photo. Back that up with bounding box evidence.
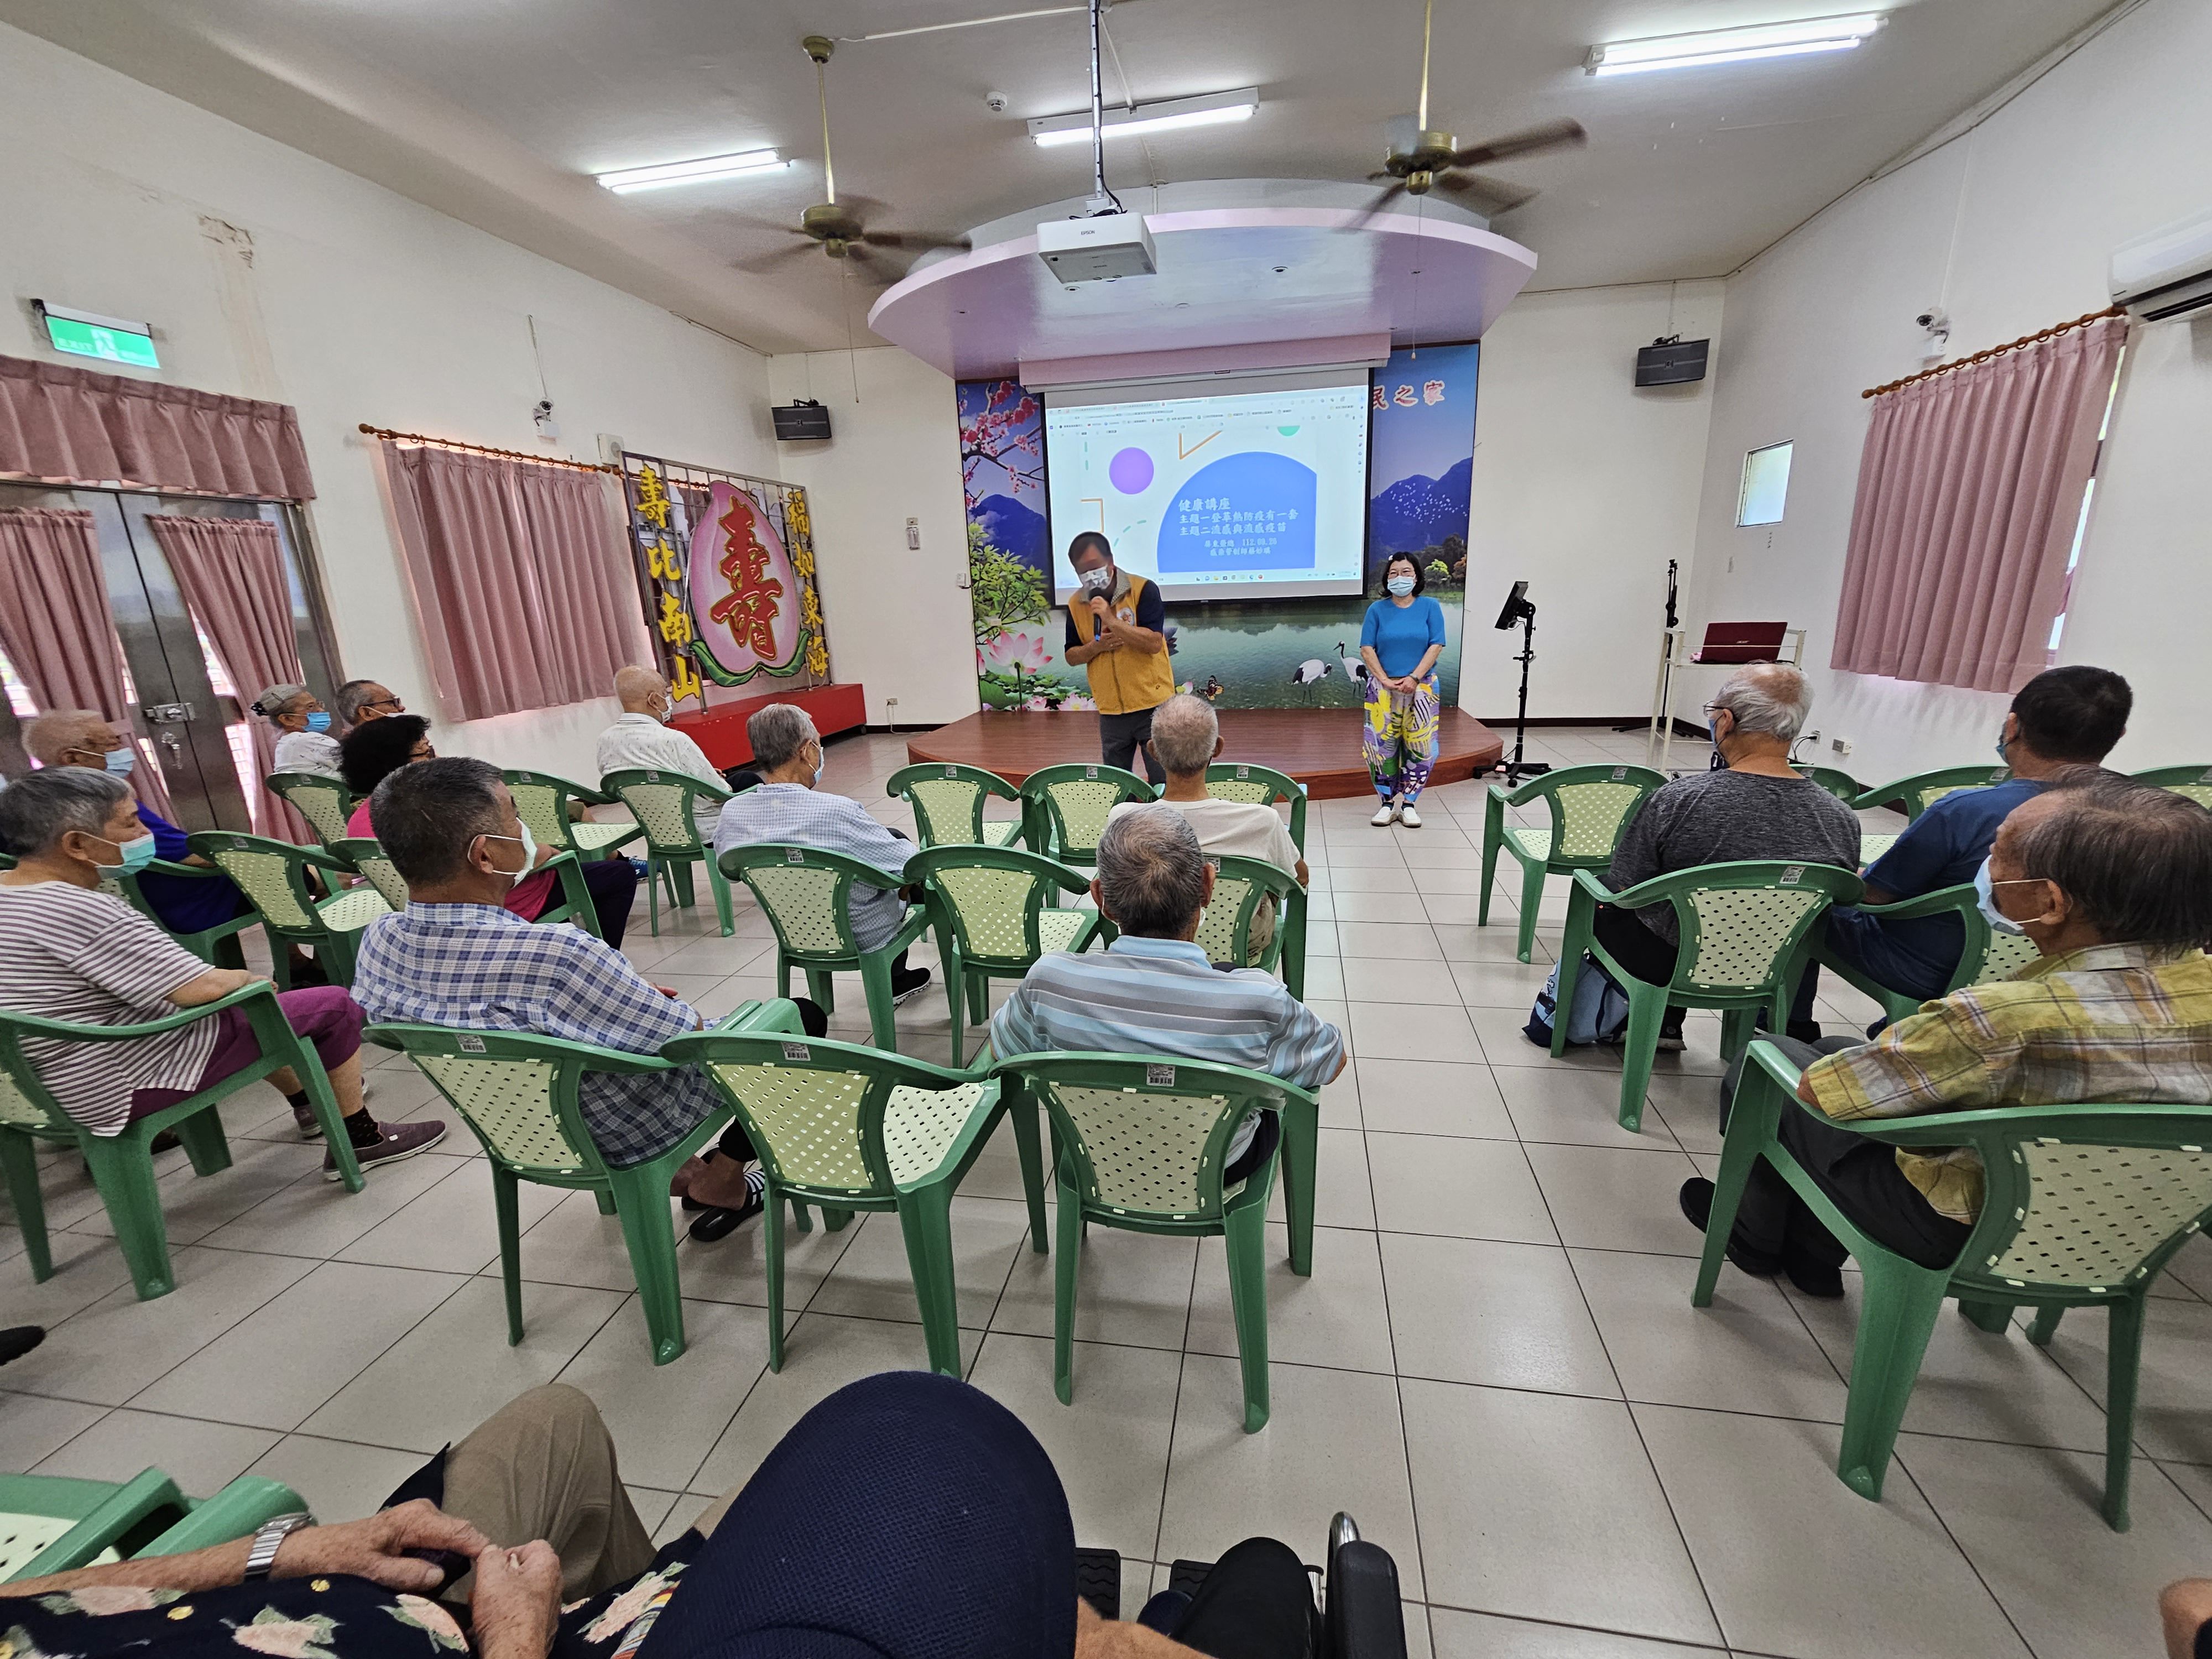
[1386,575,1416,597]
[1974,857,2028,936]
[305,710,333,733]
[96,832,158,875]
[103,746,135,778]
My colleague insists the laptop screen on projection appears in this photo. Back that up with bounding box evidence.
[1042,368,1371,602]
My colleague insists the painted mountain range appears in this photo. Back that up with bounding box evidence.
[973,492,1048,572]
[1367,456,1472,555]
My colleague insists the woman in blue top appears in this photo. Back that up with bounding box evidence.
[1358,552,1447,827]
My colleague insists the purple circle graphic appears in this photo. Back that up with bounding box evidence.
[1107,446,1155,494]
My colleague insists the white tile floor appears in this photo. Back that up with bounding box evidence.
[6,727,2211,1656]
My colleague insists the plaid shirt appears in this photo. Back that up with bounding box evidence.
[352,903,719,1167]
[1802,943,2212,1222]
[714,782,914,952]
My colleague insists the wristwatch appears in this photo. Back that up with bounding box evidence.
[241,1511,316,1582]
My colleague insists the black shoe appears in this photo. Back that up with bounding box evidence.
[890,966,933,1005]
[688,1196,764,1241]
[1677,1177,1783,1277]
[1657,1013,1687,1053]
[1782,1248,1846,1299]
[0,1326,45,1366]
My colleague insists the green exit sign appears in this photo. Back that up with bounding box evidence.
[35,301,159,369]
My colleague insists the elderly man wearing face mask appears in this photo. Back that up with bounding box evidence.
[1684,775,2212,1299]
[595,665,755,837]
[1062,531,1171,785]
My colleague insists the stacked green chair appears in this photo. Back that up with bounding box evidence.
[995,1052,1308,1432]
[1203,763,1310,854]
[1554,860,1863,1132]
[1792,764,1867,802]
[1811,884,2045,1027]
[187,832,392,985]
[1,983,363,1300]
[113,858,258,969]
[887,762,1026,849]
[0,1469,310,1581]
[1018,764,1155,865]
[719,844,935,1053]
[2133,765,2212,810]
[265,771,356,850]
[1197,854,1309,1001]
[599,768,735,936]
[365,1000,800,1365]
[665,1026,1047,1376]
[1851,766,2008,822]
[909,846,1107,1065]
[503,769,646,862]
[1480,763,1667,964]
[1698,1040,2212,1530]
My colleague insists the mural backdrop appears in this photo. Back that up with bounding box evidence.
[959,343,1479,712]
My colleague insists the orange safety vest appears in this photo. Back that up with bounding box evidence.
[1067,572,1176,716]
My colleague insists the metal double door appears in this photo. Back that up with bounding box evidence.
[0,480,341,834]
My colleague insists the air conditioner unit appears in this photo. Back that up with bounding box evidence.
[2110,208,2212,321]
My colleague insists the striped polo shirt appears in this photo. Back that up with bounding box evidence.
[0,879,218,1134]
[988,935,1343,1163]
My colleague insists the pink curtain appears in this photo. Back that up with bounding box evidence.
[0,352,316,501]
[0,507,175,816]
[377,441,648,722]
[1832,315,2127,693]
[146,515,310,842]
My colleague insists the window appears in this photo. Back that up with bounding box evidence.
[1736,441,1793,526]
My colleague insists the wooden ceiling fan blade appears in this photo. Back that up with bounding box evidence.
[732,241,822,274]
[858,228,971,253]
[1433,171,1538,214]
[834,192,891,220]
[1349,178,1410,226]
[1448,118,1586,170]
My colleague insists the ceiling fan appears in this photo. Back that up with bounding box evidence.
[731,36,971,278]
[1357,0,1585,222]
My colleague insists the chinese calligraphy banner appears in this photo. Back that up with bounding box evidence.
[620,451,831,707]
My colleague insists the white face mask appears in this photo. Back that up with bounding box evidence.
[654,697,675,725]
[476,821,538,883]
[1079,567,1114,596]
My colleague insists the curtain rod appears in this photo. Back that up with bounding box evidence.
[1861,305,2125,399]
[358,424,620,473]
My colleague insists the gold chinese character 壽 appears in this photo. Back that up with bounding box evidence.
[633,465,671,530]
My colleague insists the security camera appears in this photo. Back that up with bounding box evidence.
[1915,308,1949,334]
[985,90,1009,114]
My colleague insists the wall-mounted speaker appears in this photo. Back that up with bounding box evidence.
[1634,337,1709,387]
[772,400,832,440]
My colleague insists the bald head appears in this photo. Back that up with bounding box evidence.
[22,710,118,769]
[1148,693,1222,778]
[614,665,670,714]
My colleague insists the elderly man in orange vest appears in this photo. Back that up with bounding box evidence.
[1062,531,1174,785]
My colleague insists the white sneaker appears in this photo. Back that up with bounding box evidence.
[1370,801,1397,827]
[1399,804,1423,829]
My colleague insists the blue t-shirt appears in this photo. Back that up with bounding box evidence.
[1360,595,1447,680]
[1857,778,2047,978]
[131,804,249,935]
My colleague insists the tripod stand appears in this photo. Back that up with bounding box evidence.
[1493,585,1549,784]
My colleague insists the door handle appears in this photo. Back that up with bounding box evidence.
[143,702,196,724]
[158,731,183,755]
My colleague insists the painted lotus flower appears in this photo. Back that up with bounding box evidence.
[1061,693,1097,711]
[982,629,1051,672]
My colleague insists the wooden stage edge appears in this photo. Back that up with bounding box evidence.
[904,709,1504,800]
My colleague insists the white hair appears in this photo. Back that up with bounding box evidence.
[1714,664,1812,743]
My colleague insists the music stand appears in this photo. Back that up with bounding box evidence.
[1492,581,1547,784]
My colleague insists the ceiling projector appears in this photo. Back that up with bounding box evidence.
[1036,213,1157,283]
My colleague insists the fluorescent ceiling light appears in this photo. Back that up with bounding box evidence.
[1028,87,1259,148]
[1586,12,1883,76]
[596,149,786,193]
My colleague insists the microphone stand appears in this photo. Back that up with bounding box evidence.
[1503,600,1548,784]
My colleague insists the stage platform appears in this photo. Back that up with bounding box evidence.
[905,708,1504,800]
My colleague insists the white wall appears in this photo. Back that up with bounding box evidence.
[1463,281,1724,721]
[0,21,776,778]
[764,347,978,729]
[1687,0,2212,781]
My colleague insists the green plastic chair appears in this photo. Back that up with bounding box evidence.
[718,844,934,1053]
[113,858,257,969]
[504,769,646,862]
[1197,854,1309,1002]
[994,1051,1303,1432]
[364,1000,800,1366]
[886,762,1026,849]
[187,832,394,985]
[1812,884,2046,1026]
[0,1469,310,1581]
[1792,764,1867,802]
[1700,1041,2212,1530]
[1554,859,1864,1132]
[599,768,735,936]
[1851,766,2009,821]
[1480,763,1667,964]
[665,1026,1047,1376]
[329,838,601,940]
[2132,765,2212,811]
[265,771,356,850]
[0,983,364,1299]
[1019,763,1155,864]
[1203,763,1310,855]
[1860,831,1901,864]
[332,837,409,910]
[907,846,1108,1065]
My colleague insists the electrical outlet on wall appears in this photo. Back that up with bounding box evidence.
[1830,735,1854,758]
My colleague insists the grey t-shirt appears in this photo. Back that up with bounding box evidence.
[1605,769,1861,943]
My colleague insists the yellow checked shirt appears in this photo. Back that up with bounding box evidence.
[1801,943,2212,1222]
